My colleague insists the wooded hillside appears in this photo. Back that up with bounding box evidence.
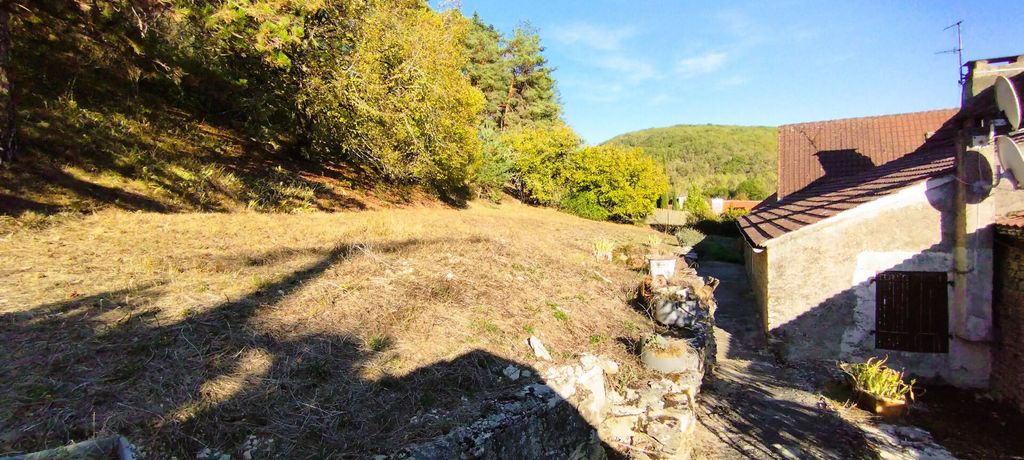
[0,1,666,223]
[604,125,778,200]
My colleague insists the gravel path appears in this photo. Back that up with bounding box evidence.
[690,261,958,460]
[691,261,875,459]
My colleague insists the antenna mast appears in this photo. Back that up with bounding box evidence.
[937,20,965,86]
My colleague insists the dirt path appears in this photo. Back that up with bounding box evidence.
[690,261,962,460]
[692,261,875,459]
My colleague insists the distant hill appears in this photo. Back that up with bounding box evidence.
[604,125,778,200]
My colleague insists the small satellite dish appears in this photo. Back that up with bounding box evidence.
[962,149,995,203]
[997,135,1024,188]
[995,75,1022,131]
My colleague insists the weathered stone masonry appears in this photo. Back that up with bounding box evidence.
[993,227,1024,413]
[394,268,717,459]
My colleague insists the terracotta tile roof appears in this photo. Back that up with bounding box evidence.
[738,146,955,248]
[997,214,1024,229]
[722,200,761,211]
[777,109,960,198]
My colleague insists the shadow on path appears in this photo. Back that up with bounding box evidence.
[692,261,873,459]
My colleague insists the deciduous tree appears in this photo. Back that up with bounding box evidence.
[501,123,580,204]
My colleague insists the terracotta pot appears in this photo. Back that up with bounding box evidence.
[855,389,908,418]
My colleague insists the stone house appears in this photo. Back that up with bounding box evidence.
[737,55,1024,388]
[993,215,1024,410]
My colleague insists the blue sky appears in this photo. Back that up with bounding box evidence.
[437,1,1024,144]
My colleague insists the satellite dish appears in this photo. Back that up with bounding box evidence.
[997,135,1024,188]
[962,149,994,203]
[995,75,1022,131]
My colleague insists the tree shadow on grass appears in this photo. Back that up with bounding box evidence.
[0,238,599,458]
[0,194,61,216]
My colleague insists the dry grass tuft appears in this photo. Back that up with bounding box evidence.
[0,201,664,457]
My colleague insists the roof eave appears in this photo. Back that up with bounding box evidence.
[739,175,956,250]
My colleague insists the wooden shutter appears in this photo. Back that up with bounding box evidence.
[875,271,949,353]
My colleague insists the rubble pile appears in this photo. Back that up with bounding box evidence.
[397,264,718,460]
[592,268,716,459]
[640,269,718,373]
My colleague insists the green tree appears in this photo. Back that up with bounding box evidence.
[734,177,770,200]
[0,0,14,165]
[174,0,487,188]
[497,25,560,129]
[501,123,580,204]
[475,125,514,201]
[562,145,668,223]
[683,183,711,220]
[605,125,778,200]
[462,13,508,127]
[299,2,484,187]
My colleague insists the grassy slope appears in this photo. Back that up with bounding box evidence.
[0,201,666,456]
[604,125,778,199]
[0,91,441,221]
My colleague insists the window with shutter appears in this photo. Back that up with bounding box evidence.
[875,271,949,353]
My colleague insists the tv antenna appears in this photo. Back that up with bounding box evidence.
[936,20,965,86]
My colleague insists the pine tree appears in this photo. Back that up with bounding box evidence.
[498,25,560,130]
[463,13,508,127]
[462,17,561,131]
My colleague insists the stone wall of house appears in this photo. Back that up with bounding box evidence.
[992,230,1024,413]
[743,243,770,334]
[754,177,995,387]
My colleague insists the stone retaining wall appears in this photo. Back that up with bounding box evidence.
[393,384,604,459]
[394,268,717,459]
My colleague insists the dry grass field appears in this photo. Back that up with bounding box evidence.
[0,201,666,457]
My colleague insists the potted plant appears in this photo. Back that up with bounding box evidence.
[640,334,700,374]
[839,357,916,418]
[594,238,615,262]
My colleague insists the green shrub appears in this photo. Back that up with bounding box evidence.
[502,123,581,204]
[675,227,706,247]
[368,335,393,352]
[475,128,514,202]
[682,184,712,222]
[720,207,749,222]
[242,166,323,212]
[593,238,616,254]
[694,236,743,263]
[562,145,668,223]
[691,218,742,238]
[561,191,611,220]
